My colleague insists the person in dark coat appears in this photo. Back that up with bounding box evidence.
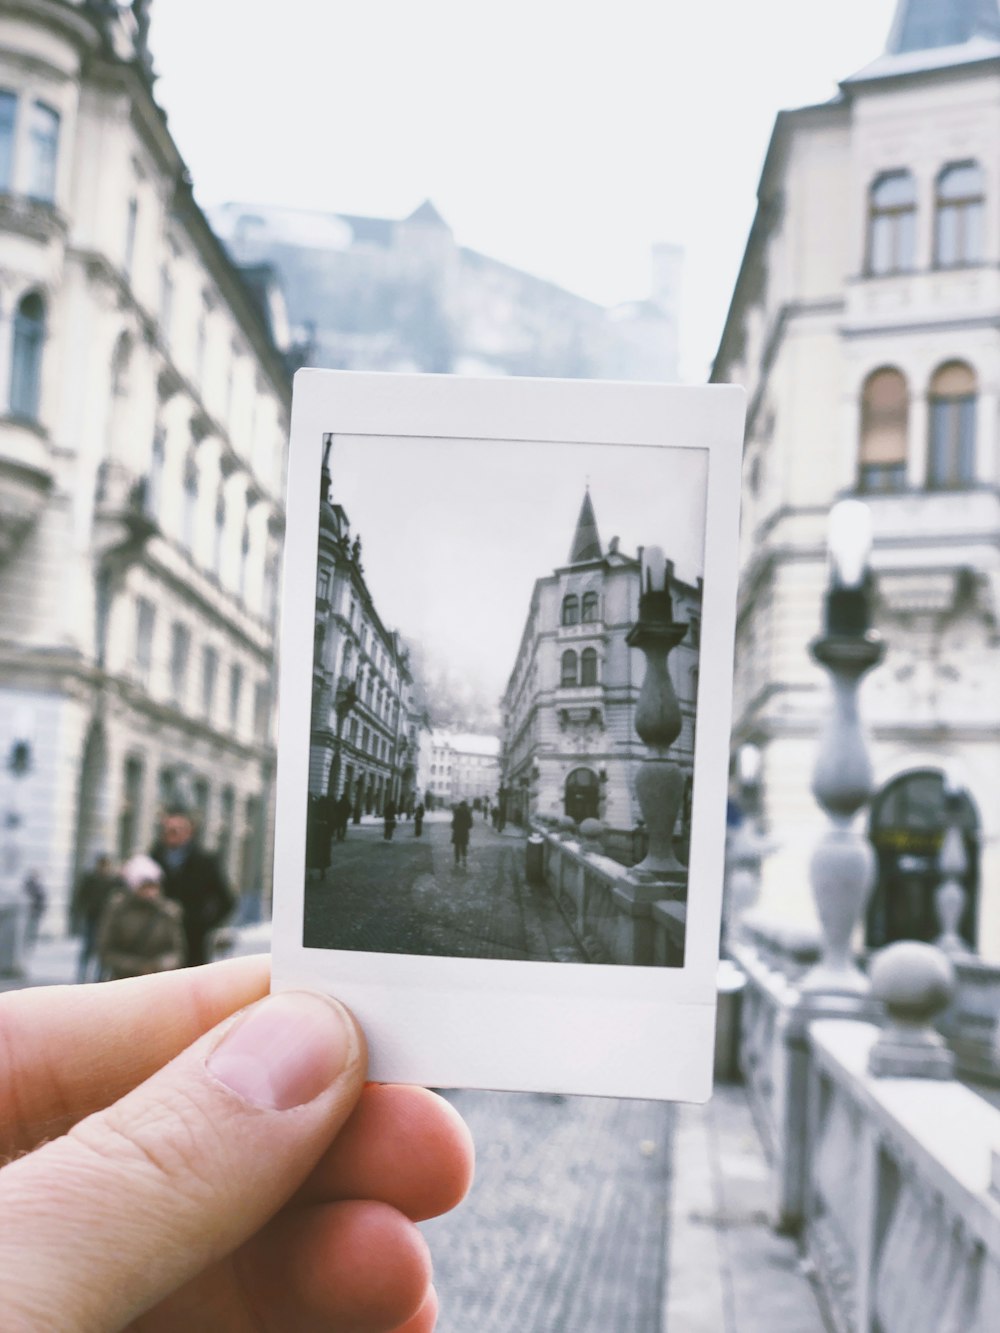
[72,853,122,981]
[150,806,235,968]
[451,801,472,868]
[22,871,46,952]
[383,797,397,841]
[98,854,186,981]
[305,794,333,878]
[413,802,425,837]
[335,793,352,842]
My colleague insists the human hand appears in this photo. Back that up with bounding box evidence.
[0,956,474,1331]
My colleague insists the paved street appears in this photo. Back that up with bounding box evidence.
[423,1089,675,1333]
[304,814,590,962]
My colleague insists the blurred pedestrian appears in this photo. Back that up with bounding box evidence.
[305,794,333,879]
[22,871,46,952]
[97,854,185,980]
[72,853,121,981]
[451,801,472,868]
[151,805,235,968]
[335,792,352,841]
[414,801,425,837]
[383,797,397,841]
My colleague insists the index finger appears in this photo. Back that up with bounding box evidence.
[0,955,270,1160]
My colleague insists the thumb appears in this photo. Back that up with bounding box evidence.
[0,990,367,1331]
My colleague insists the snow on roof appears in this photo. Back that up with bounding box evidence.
[430,730,501,757]
[843,34,1000,83]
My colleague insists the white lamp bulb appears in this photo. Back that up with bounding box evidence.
[828,501,873,589]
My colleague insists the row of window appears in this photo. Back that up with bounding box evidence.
[561,592,600,626]
[347,717,393,763]
[858,360,977,492]
[136,597,269,737]
[561,648,599,688]
[868,161,985,275]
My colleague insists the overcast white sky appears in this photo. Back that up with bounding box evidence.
[149,0,898,381]
[329,435,707,701]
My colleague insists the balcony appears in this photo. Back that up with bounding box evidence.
[92,461,157,564]
[0,417,52,562]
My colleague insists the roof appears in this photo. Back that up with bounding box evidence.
[404,198,450,228]
[568,490,602,564]
[845,0,1000,83]
[430,731,501,757]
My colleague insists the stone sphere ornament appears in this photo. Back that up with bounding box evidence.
[868,940,957,1080]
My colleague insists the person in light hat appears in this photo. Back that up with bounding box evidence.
[96,853,186,980]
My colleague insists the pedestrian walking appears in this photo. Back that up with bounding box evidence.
[150,805,235,968]
[336,793,352,841]
[22,870,46,952]
[383,797,397,841]
[451,800,472,868]
[97,854,186,980]
[72,853,122,981]
[414,801,425,837]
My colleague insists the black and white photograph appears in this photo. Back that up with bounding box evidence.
[303,431,707,968]
[271,371,743,1100]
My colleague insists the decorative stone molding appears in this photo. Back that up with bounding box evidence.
[868,941,956,1079]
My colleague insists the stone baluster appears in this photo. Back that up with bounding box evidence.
[801,501,885,996]
[935,778,971,956]
[625,545,688,896]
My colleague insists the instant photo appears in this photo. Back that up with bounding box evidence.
[272,372,744,1099]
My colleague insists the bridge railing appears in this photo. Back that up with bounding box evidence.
[733,929,1000,1332]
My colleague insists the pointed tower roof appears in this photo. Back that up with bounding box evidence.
[404,199,450,228]
[887,0,1000,54]
[845,0,1000,83]
[568,490,602,564]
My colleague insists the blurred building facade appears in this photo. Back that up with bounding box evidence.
[714,0,1000,955]
[426,730,500,808]
[310,457,424,818]
[500,491,701,834]
[0,2,291,926]
[210,200,682,383]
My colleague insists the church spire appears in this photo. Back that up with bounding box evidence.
[886,0,1000,55]
[568,489,602,564]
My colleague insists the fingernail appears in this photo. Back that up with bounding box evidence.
[207,992,356,1110]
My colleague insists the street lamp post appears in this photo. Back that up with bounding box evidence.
[801,501,885,995]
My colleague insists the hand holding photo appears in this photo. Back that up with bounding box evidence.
[272,371,744,1099]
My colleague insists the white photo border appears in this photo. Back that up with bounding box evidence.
[271,370,745,1101]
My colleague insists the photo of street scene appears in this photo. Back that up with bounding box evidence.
[303,431,707,967]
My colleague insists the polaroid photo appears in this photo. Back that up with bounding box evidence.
[271,371,745,1100]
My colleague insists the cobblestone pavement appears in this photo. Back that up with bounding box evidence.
[303,817,590,962]
[422,1089,675,1333]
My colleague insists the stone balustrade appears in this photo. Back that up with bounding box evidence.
[733,931,1000,1331]
[807,1021,1000,1333]
[534,824,685,967]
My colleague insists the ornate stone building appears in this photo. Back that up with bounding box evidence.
[500,492,701,836]
[713,0,1000,955]
[209,199,681,383]
[0,2,291,926]
[310,446,422,819]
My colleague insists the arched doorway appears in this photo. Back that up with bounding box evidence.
[565,767,599,823]
[866,769,980,950]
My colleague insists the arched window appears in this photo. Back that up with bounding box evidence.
[581,591,599,623]
[561,594,579,626]
[182,454,198,552]
[580,648,598,686]
[10,291,45,419]
[868,171,917,275]
[935,162,985,268]
[928,362,977,489]
[560,649,578,687]
[859,367,908,493]
[148,426,165,517]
